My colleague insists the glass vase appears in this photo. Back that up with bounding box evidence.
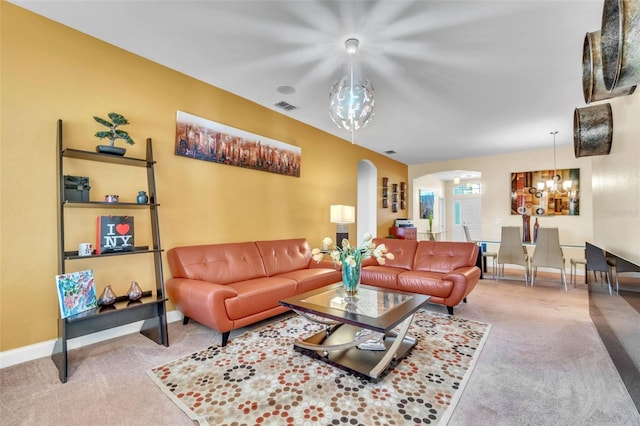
[127,280,143,301]
[98,285,116,306]
[342,257,362,298]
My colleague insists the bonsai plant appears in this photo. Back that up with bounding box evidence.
[93,112,135,155]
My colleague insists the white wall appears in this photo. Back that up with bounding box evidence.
[409,144,593,264]
[591,91,640,265]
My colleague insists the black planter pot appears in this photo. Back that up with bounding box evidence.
[96,145,126,156]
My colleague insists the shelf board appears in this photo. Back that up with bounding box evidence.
[63,201,159,208]
[63,295,168,323]
[64,246,163,260]
[62,147,154,167]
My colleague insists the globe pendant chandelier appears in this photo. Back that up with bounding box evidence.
[329,38,375,143]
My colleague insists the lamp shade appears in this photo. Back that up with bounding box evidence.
[330,205,355,224]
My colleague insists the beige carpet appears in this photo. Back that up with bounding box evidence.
[1,273,639,425]
[147,310,490,425]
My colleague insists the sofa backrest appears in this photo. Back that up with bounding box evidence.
[413,241,478,273]
[167,242,267,284]
[371,238,418,270]
[256,238,312,276]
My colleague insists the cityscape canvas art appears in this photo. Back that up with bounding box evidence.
[174,111,301,177]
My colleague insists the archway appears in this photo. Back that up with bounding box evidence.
[357,159,377,246]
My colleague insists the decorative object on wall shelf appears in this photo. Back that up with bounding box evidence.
[96,215,134,254]
[175,111,301,177]
[399,182,406,209]
[93,112,135,156]
[582,30,636,104]
[574,103,613,157]
[97,285,117,306]
[63,175,90,202]
[104,194,119,203]
[382,177,389,208]
[600,0,640,92]
[136,191,149,204]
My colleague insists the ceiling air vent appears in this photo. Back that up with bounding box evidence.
[275,101,297,111]
[384,150,397,154]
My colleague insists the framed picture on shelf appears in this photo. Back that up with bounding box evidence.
[392,193,398,203]
[55,269,98,318]
[392,183,398,193]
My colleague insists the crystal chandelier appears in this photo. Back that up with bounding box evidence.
[536,131,573,196]
[329,38,375,143]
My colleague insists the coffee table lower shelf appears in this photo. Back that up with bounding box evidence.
[294,322,417,382]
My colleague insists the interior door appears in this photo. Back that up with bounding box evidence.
[452,197,482,241]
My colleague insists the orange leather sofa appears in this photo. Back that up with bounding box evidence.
[361,238,481,315]
[166,238,341,346]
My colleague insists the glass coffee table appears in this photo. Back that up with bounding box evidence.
[280,283,430,381]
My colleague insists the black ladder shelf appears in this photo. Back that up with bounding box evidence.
[52,119,169,383]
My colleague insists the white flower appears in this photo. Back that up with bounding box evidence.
[313,234,391,267]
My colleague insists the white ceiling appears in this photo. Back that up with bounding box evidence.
[11,0,605,165]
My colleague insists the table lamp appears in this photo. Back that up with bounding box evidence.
[330,205,355,244]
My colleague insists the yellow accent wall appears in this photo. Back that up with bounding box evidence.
[0,3,407,351]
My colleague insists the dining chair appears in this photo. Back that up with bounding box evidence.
[570,258,587,287]
[463,224,497,278]
[585,243,616,295]
[530,227,567,290]
[496,226,529,283]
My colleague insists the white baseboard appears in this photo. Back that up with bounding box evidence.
[0,310,184,369]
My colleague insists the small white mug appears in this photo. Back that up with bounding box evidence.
[78,242,92,256]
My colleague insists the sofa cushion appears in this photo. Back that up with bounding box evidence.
[167,242,267,284]
[225,276,298,320]
[372,238,418,270]
[413,241,478,273]
[256,238,313,277]
[361,265,404,289]
[397,271,453,298]
[276,268,342,294]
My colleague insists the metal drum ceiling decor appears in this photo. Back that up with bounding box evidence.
[582,31,636,103]
[600,0,640,92]
[573,103,614,158]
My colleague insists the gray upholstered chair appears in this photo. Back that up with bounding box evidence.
[530,227,567,290]
[496,226,529,282]
[585,243,616,295]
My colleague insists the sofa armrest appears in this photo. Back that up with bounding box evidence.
[442,266,481,305]
[166,278,238,332]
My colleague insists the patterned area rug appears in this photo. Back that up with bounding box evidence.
[147,310,490,425]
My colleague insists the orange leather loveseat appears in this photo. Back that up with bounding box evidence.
[166,238,341,346]
[361,238,481,315]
